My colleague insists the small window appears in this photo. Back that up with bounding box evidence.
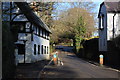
[44,31,46,38]
[46,32,47,39]
[99,14,104,30]
[44,46,46,54]
[43,30,45,38]
[34,27,37,34]
[20,25,25,31]
[37,27,39,35]
[31,33,33,41]
[38,28,40,36]
[38,45,40,55]
[36,27,37,34]
[19,24,25,32]
[34,44,36,55]
[30,24,33,31]
[47,33,50,40]
[42,30,44,37]
[25,22,31,32]
[41,45,43,54]
[40,29,42,36]
[17,44,25,55]
[47,46,49,54]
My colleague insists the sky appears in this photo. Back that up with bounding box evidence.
[53,0,105,15]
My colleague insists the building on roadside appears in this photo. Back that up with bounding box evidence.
[98,1,120,52]
[2,2,51,65]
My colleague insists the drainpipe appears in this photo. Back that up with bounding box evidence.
[113,13,116,38]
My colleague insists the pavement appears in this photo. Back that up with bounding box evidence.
[40,47,120,78]
[14,60,50,78]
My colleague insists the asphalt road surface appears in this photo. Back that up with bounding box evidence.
[41,46,120,78]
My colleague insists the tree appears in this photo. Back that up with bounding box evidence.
[51,5,96,53]
[29,2,55,28]
[58,7,95,39]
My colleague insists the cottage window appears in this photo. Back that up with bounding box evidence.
[44,30,45,38]
[99,14,104,30]
[31,25,34,31]
[34,27,37,34]
[34,44,36,55]
[46,32,47,39]
[43,30,46,38]
[31,33,33,41]
[17,44,25,55]
[42,30,44,37]
[19,24,25,32]
[45,32,47,39]
[47,33,50,40]
[37,27,39,35]
[38,45,40,54]
[44,46,46,54]
[47,46,49,54]
[47,32,48,39]
[44,31,46,38]
[38,28,40,36]
[20,25,24,31]
[40,29,42,36]
[41,45,43,54]
[36,27,38,34]
[25,22,31,32]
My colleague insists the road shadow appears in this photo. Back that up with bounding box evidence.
[15,60,50,78]
[42,65,80,78]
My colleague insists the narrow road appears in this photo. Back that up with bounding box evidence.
[41,46,120,78]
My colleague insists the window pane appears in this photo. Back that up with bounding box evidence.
[40,29,42,36]
[18,44,25,55]
[47,47,48,54]
[42,30,44,37]
[44,46,46,54]
[41,45,43,54]
[38,45,40,55]
[34,44,36,55]
[38,28,40,36]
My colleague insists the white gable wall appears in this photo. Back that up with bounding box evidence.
[107,13,120,40]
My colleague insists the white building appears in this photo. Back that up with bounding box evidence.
[98,1,120,51]
[2,2,51,65]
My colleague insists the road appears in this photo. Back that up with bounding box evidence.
[40,46,120,78]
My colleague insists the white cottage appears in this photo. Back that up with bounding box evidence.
[2,2,51,65]
[98,1,120,52]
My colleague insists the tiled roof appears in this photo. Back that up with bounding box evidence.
[105,2,120,13]
[15,2,51,33]
[98,1,120,17]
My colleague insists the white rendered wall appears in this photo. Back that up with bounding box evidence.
[15,33,50,64]
[107,13,120,40]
